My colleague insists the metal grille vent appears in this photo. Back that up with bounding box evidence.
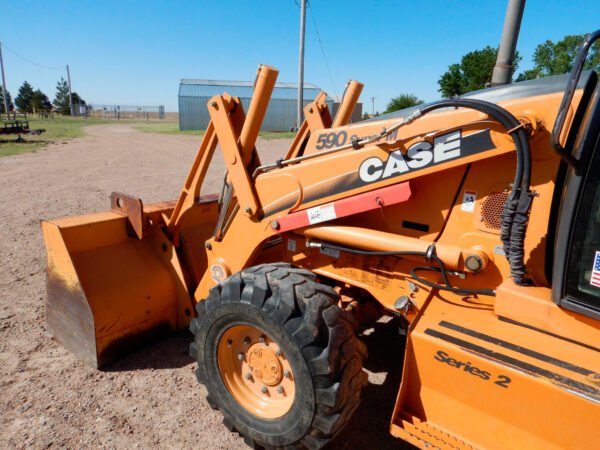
[480,191,509,230]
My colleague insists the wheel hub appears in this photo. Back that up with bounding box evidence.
[248,344,283,386]
[217,324,296,418]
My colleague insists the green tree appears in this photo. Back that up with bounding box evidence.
[384,93,423,113]
[438,64,464,98]
[516,34,600,81]
[15,81,34,113]
[53,77,71,115]
[438,46,521,97]
[0,86,13,114]
[31,89,52,112]
[71,92,86,105]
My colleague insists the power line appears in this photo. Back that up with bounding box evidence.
[297,0,307,128]
[0,42,63,71]
[307,1,339,100]
[294,0,339,100]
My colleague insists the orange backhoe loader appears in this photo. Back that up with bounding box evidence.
[42,31,600,449]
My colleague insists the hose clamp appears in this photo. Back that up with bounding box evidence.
[425,244,436,262]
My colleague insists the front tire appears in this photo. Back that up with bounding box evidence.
[189,264,367,449]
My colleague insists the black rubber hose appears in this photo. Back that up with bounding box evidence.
[420,98,528,190]
[319,243,496,297]
[508,191,534,284]
[500,193,520,257]
[410,266,496,297]
[417,98,532,285]
[420,100,525,259]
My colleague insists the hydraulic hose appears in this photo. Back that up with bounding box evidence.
[416,98,532,285]
[315,242,496,297]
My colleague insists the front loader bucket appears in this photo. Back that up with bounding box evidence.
[40,65,282,368]
[41,200,199,368]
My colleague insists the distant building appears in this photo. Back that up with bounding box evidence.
[178,79,334,132]
[332,101,363,124]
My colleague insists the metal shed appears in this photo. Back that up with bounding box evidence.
[178,79,333,132]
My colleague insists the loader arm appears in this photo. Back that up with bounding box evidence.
[40,65,361,367]
[190,98,537,304]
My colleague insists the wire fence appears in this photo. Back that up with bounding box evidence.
[80,104,166,120]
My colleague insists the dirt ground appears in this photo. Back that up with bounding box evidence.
[0,125,409,449]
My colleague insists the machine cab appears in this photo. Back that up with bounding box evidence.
[553,66,600,319]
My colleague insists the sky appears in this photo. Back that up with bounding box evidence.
[1,0,599,112]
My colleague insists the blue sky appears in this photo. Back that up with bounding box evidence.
[2,1,599,112]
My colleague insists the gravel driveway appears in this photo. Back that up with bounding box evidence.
[0,124,407,449]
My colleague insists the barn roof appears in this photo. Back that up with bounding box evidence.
[179,79,327,101]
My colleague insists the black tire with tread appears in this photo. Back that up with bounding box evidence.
[189,263,367,449]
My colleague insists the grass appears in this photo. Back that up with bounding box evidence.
[258,131,296,140]
[0,116,296,157]
[0,116,125,157]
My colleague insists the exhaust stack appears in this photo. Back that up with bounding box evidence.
[491,0,526,86]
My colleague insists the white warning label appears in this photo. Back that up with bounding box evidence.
[307,203,337,225]
[461,191,477,213]
[287,239,297,252]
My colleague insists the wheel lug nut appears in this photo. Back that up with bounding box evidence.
[227,340,233,347]
[244,337,251,345]
[261,386,268,394]
[283,370,291,378]
[238,352,245,361]
[275,349,283,357]
[259,335,266,343]
[245,372,252,380]
[277,386,284,394]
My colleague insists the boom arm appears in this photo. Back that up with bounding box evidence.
[174,76,540,303]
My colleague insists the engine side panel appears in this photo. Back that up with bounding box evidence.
[392,289,600,449]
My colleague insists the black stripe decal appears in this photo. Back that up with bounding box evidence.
[439,321,595,376]
[498,316,600,354]
[424,328,600,400]
[263,129,496,217]
[461,129,495,156]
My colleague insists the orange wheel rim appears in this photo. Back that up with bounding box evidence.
[217,324,296,419]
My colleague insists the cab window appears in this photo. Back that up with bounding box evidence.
[565,144,600,310]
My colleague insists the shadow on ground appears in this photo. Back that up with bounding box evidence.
[0,138,52,144]
[329,319,415,449]
[103,331,194,372]
[102,320,415,449]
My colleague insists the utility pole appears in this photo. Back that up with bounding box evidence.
[66,64,74,115]
[0,42,9,117]
[491,0,526,86]
[370,96,376,116]
[297,0,307,129]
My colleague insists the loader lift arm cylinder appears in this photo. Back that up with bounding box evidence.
[332,80,364,128]
[271,96,533,284]
[254,96,532,285]
[239,65,279,166]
